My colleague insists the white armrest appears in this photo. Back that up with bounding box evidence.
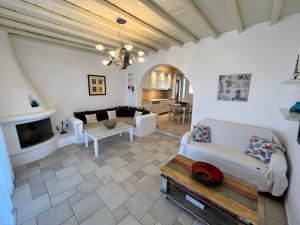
[135,113,157,137]
[270,149,287,174]
[67,116,83,144]
[179,130,193,156]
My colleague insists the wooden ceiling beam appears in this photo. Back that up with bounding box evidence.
[92,0,182,46]
[226,0,243,33]
[0,0,157,53]
[184,0,218,39]
[270,0,282,25]
[1,26,100,54]
[50,0,163,50]
[138,0,198,43]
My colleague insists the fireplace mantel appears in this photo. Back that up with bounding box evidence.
[0,108,56,124]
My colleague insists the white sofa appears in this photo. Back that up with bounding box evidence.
[179,119,288,196]
[68,113,157,144]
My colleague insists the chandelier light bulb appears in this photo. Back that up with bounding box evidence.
[138,57,145,63]
[124,44,133,51]
[102,59,110,66]
[108,50,116,57]
[95,44,104,51]
[137,51,144,56]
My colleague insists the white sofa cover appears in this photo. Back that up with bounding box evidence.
[68,113,157,144]
[179,119,288,196]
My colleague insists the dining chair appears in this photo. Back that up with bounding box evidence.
[169,104,182,123]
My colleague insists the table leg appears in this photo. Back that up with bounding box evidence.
[161,176,169,194]
[183,110,185,124]
[130,128,133,142]
[84,133,88,148]
[94,139,99,158]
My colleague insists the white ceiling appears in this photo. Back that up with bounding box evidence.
[0,0,299,54]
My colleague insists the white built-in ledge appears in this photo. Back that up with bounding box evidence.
[279,108,300,122]
[283,79,300,84]
[0,108,56,124]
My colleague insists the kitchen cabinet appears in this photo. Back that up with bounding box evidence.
[141,99,170,114]
[142,72,173,90]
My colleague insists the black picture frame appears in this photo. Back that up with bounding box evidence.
[88,75,106,96]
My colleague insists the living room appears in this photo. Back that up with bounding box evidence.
[0,1,299,225]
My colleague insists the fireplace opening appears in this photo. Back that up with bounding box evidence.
[16,117,54,148]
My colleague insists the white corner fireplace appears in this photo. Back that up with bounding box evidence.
[0,30,59,167]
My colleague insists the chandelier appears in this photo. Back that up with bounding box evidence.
[95,17,146,69]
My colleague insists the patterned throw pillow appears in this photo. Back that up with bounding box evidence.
[193,126,211,143]
[85,114,97,124]
[107,110,117,120]
[246,136,273,163]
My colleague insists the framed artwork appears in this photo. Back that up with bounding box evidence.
[88,75,106,96]
[217,73,251,102]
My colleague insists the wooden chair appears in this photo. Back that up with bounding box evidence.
[169,104,182,123]
[183,105,192,123]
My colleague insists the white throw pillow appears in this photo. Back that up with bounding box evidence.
[134,111,143,118]
[107,110,117,120]
[85,114,97,124]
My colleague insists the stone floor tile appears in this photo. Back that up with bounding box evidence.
[191,219,206,225]
[112,205,130,221]
[265,216,286,225]
[125,161,144,174]
[72,193,104,224]
[80,207,117,225]
[101,175,113,184]
[55,166,77,180]
[39,153,67,169]
[77,176,103,197]
[12,184,32,208]
[125,191,154,220]
[153,152,168,162]
[120,180,138,196]
[140,212,157,225]
[177,211,194,225]
[15,167,40,180]
[133,152,152,162]
[60,216,79,225]
[26,161,39,169]
[96,181,129,211]
[21,218,37,225]
[134,171,146,180]
[37,200,73,225]
[110,168,132,183]
[105,155,128,169]
[62,144,82,157]
[68,192,82,205]
[94,164,114,179]
[61,155,80,167]
[29,170,55,187]
[46,173,84,198]
[118,214,141,225]
[142,164,160,177]
[17,194,51,225]
[76,159,98,175]
[135,175,161,201]
[149,198,181,225]
[51,188,78,206]
[15,178,30,188]
[31,183,47,199]
[129,146,143,154]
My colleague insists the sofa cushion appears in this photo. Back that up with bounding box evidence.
[246,136,273,163]
[128,107,137,117]
[117,106,130,117]
[74,111,87,123]
[107,110,117,120]
[85,114,97,124]
[193,126,210,143]
[97,110,108,120]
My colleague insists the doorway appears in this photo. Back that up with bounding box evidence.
[138,64,193,136]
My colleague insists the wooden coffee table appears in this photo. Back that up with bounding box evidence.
[160,155,258,225]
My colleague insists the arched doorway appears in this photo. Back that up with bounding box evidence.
[137,64,193,136]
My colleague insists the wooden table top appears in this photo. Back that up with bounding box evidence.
[160,155,258,225]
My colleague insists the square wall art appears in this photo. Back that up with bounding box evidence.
[88,75,106,96]
[217,73,251,102]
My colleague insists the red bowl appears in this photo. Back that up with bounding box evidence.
[191,162,223,186]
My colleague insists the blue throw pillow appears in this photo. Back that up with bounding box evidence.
[193,126,210,143]
[245,136,273,163]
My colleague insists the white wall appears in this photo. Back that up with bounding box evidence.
[126,13,300,224]
[10,37,128,126]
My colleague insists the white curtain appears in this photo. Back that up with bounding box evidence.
[0,126,14,225]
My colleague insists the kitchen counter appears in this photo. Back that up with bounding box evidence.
[142,99,170,102]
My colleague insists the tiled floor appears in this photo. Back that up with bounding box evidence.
[157,114,191,136]
[12,132,287,225]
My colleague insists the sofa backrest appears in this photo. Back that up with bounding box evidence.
[74,106,150,124]
[198,119,275,152]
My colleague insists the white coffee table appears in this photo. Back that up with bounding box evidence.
[84,122,134,157]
